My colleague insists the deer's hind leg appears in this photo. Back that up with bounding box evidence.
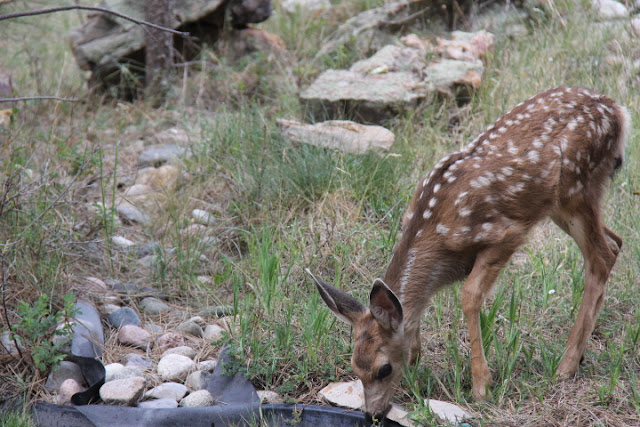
[551,206,620,378]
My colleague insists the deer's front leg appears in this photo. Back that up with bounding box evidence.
[461,247,514,401]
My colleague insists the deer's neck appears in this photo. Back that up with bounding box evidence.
[383,236,472,332]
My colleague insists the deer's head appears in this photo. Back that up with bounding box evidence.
[307,269,410,422]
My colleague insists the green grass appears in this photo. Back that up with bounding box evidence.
[1,0,639,424]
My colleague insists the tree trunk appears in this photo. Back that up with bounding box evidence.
[145,0,174,98]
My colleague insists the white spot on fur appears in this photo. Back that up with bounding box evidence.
[399,248,417,297]
[436,224,450,235]
[527,150,539,163]
[423,210,432,219]
[459,208,472,217]
[455,191,468,207]
[416,229,423,237]
[567,119,577,131]
[429,198,437,208]
[433,183,441,193]
[532,138,543,149]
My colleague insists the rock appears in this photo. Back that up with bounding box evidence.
[120,184,168,213]
[179,390,215,407]
[387,404,415,427]
[199,305,234,317]
[138,145,186,167]
[135,165,179,192]
[176,321,204,338]
[592,0,628,19]
[138,398,179,409]
[144,323,164,334]
[300,68,424,124]
[318,380,363,410]
[436,30,496,62]
[277,119,394,154]
[137,242,161,258]
[204,324,226,342]
[110,281,139,296]
[100,303,121,316]
[192,209,216,225]
[185,370,213,391]
[400,34,431,54]
[122,353,154,370]
[140,297,170,315]
[57,379,86,405]
[105,363,144,382]
[257,390,284,404]
[81,277,108,291]
[70,300,105,359]
[188,315,205,325]
[107,307,141,328]
[138,286,167,300]
[0,331,22,356]
[118,325,152,349]
[116,202,151,225]
[157,354,196,382]
[424,59,485,94]
[156,333,186,351]
[153,128,192,145]
[44,361,85,393]
[427,399,471,424]
[144,382,189,401]
[281,0,330,13]
[632,16,640,38]
[161,346,197,360]
[52,322,74,355]
[99,377,146,406]
[350,44,426,75]
[112,235,135,248]
[198,360,218,372]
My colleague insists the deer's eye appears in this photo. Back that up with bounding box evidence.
[376,363,392,380]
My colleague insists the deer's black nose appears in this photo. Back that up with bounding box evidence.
[364,405,391,424]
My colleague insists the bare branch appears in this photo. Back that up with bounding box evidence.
[0,5,189,37]
[0,96,79,103]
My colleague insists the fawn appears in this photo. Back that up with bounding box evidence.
[307,86,630,422]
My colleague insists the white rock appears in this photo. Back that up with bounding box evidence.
[144,382,189,401]
[203,324,225,342]
[185,370,213,391]
[57,379,85,405]
[179,389,214,407]
[100,303,121,316]
[191,209,216,225]
[112,235,135,248]
[198,360,217,372]
[257,390,285,404]
[104,363,145,382]
[387,404,415,427]
[277,119,395,154]
[318,380,363,410]
[592,0,629,19]
[118,324,153,349]
[161,345,197,360]
[157,354,196,382]
[100,377,146,406]
[426,399,471,424]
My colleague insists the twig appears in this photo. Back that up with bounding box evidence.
[0,5,189,37]
[0,96,79,103]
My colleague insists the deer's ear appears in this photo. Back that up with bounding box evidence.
[306,269,367,325]
[369,279,403,331]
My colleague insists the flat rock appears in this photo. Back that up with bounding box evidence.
[179,389,215,407]
[300,69,424,124]
[144,382,189,401]
[424,59,484,93]
[117,325,152,349]
[116,202,151,225]
[157,354,197,382]
[198,360,218,372]
[112,235,135,248]
[427,399,472,424]
[318,379,363,410]
[107,307,141,328]
[192,209,216,225]
[99,377,146,406]
[137,398,179,409]
[277,119,394,154]
[140,297,170,315]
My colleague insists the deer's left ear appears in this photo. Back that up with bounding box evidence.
[369,279,403,331]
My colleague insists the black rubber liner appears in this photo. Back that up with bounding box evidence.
[33,402,402,426]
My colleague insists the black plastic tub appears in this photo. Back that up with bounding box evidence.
[33,402,403,427]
